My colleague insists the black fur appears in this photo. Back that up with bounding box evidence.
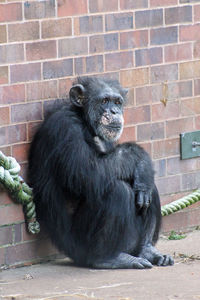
[28,77,174,269]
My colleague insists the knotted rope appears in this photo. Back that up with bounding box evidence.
[0,151,40,234]
[0,151,200,234]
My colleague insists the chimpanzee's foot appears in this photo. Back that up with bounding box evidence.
[92,252,153,269]
[139,244,174,266]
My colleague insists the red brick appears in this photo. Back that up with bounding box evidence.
[135,47,162,67]
[167,81,192,100]
[105,51,133,72]
[0,204,24,226]
[58,78,74,98]
[105,13,133,31]
[126,88,134,106]
[124,105,150,125]
[42,18,72,39]
[58,0,87,17]
[0,191,13,205]
[180,97,200,116]
[0,3,22,22]
[0,66,8,85]
[0,248,5,265]
[43,59,73,79]
[156,175,181,195]
[194,5,200,22]
[0,106,10,126]
[26,41,57,61]
[180,24,200,42]
[120,0,148,9]
[152,101,179,121]
[0,226,12,246]
[11,63,41,84]
[75,55,103,75]
[27,81,57,101]
[8,21,39,42]
[74,15,103,35]
[151,26,178,45]
[151,64,178,83]
[180,61,200,80]
[150,0,177,6]
[138,142,152,156]
[120,68,149,88]
[28,121,42,141]
[167,156,197,176]
[89,0,118,12]
[136,85,162,105]
[11,102,42,123]
[14,223,22,244]
[152,138,180,159]
[119,126,136,143]
[120,30,148,50]
[166,117,194,138]
[59,37,88,57]
[165,6,192,25]
[0,25,7,43]
[165,43,192,62]
[22,222,37,242]
[0,44,24,64]
[135,9,163,28]
[0,146,11,157]
[0,124,27,146]
[24,1,55,19]
[154,159,166,178]
[12,143,30,163]
[194,41,200,58]
[137,122,165,142]
[194,79,200,95]
[195,116,200,130]
[0,84,25,105]
[90,33,118,53]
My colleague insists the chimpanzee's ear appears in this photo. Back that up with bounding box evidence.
[69,84,86,107]
[122,88,129,96]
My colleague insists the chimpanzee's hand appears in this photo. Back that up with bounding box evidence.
[133,183,153,213]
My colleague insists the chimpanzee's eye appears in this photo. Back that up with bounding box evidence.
[114,99,122,105]
[102,98,109,104]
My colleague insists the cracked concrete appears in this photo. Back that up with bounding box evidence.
[0,230,200,300]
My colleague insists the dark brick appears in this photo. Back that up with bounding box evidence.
[165,6,192,24]
[120,30,148,50]
[156,175,181,195]
[0,84,25,105]
[151,64,178,83]
[0,248,5,265]
[120,0,148,9]
[150,0,177,6]
[105,13,133,31]
[180,0,200,3]
[42,18,72,39]
[0,226,12,246]
[75,55,103,75]
[137,122,165,141]
[167,157,197,176]
[194,79,200,95]
[11,102,42,123]
[182,172,200,191]
[151,26,178,45]
[135,47,162,67]
[154,159,166,177]
[0,106,10,126]
[0,44,24,64]
[8,21,39,42]
[119,126,136,143]
[26,81,57,101]
[24,0,55,19]
[43,59,73,79]
[0,124,27,146]
[167,80,193,100]
[135,9,163,28]
[14,224,22,243]
[89,0,118,12]
[0,66,8,84]
[105,51,133,71]
[90,33,118,53]
[59,37,88,57]
[166,117,194,138]
[28,121,42,141]
[10,63,41,84]
[0,25,7,43]
[152,138,180,160]
[194,41,200,58]
[26,40,57,61]
[75,15,103,34]
[136,85,162,105]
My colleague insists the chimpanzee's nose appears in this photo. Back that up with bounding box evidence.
[110,107,117,114]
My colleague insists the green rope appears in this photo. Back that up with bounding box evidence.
[0,150,200,234]
[0,151,40,234]
[161,189,200,216]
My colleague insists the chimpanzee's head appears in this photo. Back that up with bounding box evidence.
[69,77,128,142]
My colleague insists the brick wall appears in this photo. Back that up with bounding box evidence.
[0,0,200,268]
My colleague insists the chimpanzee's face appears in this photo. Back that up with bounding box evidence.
[69,77,127,142]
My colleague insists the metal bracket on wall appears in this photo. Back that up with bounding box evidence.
[180,130,200,160]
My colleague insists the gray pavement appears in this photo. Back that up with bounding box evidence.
[1,230,200,300]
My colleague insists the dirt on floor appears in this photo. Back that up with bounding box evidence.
[0,230,200,300]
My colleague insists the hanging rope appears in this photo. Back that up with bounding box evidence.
[0,151,40,234]
[0,150,200,234]
[161,189,200,216]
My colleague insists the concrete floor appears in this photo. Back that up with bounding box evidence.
[1,230,200,300]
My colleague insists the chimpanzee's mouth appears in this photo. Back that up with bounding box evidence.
[105,124,122,130]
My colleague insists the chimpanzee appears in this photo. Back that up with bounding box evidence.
[28,76,174,269]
